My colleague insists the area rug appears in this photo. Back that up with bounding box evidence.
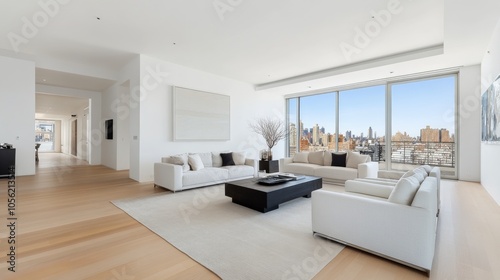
[112,185,344,280]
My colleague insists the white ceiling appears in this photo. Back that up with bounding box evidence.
[35,93,88,119]
[1,0,499,94]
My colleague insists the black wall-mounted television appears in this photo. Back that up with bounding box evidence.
[105,119,113,140]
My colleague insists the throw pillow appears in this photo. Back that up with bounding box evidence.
[170,154,190,172]
[346,151,369,169]
[232,151,246,165]
[388,176,420,205]
[308,151,324,165]
[421,165,432,174]
[193,152,212,167]
[212,151,228,167]
[292,152,309,163]
[220,152,235,166]
[402,170,425,183]
[331,153,347,167]
[413,167,428,178]
[188,154,205,171]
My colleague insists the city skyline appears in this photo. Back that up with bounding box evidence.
[291,76,456,138]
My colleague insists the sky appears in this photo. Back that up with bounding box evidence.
[289,75,456,138]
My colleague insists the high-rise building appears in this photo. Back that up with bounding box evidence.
[312,124,320,145]
[420,125,439,142]
[345,130,351,140]
[368,126,373,140]
[289,123,297,147]
[439,128,452,142]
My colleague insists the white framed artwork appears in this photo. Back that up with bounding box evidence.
[173,86,230,141]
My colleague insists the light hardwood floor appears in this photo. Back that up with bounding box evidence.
[1,153,499,279]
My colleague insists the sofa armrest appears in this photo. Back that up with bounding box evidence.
[245,158,258,177]
[154,162,183,192]
[312,190,436,271]
[358,161,378,178]
[279,157,293,172]
[345,179,394,198]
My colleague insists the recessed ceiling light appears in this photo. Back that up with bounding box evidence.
[42,79,46,82]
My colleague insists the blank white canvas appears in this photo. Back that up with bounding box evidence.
[173,87,230,141]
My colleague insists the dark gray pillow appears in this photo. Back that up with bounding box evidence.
[220,152,235,166]
[331,153,347,167]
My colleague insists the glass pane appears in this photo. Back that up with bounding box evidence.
[339,85,386,168]
[298,93,336,152]
[287,98,298,157]
[391,76,456,177]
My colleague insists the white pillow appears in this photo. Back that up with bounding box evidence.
[388,176,420,205]
[346,151,369,169]
[308,151,324,165]
[421,165,432,173]
[169,154,190,172]
[413,167,428,178]
[402,170,424,183]
[192,152,212,167]
[293,152,309,163]
[232,151,246,165]
[188,154,205,171]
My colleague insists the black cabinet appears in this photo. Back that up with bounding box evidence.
[259,160,279,173]
[0,149,16,178]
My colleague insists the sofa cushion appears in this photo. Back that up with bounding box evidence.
[188,154,205,171]
[220,152,235,166]
[293,152,309,163]
[222,165,254,179]
[170,154,190,172]
[192,152,212,167]
[282,163,317,176]
[346,151,369,169]
[308,151,324,165]
[232,151,246,165]
[315,166,358,181]
[182,167,228,187]
[331,153,347,167]
[388,176,420,205]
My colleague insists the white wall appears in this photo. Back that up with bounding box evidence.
[481,19,500,205]
[132,55,284,182]
[35,85,102,165]
[0,55,35,176]
[458,65,481,181]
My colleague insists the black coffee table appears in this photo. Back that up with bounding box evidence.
[225,175,322,213]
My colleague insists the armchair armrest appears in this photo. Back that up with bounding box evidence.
[358,161,378,178]
[279,157,293,172]
[245,158,258,177]
[154,162,183,192]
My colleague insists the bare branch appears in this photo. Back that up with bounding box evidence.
[249,117,289,150]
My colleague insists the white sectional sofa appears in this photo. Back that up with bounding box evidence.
[312,166,440,273]
[154,151,257,192]
[280,150,379,184]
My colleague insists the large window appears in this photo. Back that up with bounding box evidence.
[339,85,386,167]
[286,74,457,178]
[390,75,456,177]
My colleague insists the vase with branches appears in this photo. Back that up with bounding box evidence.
[249,117,288,161]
